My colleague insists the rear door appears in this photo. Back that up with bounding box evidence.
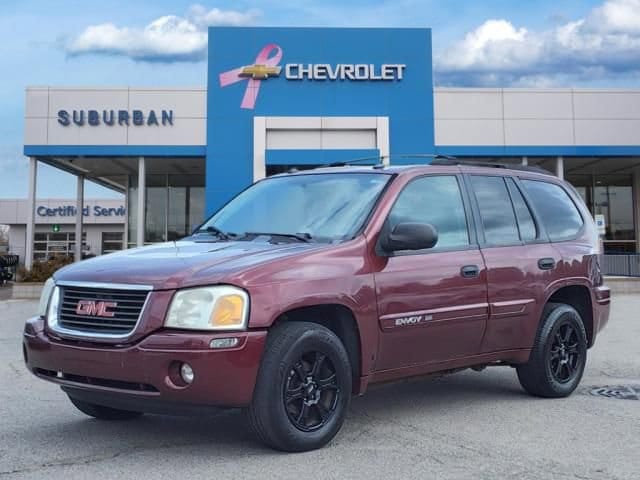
[465,174,562,352]
[373,174,489,371]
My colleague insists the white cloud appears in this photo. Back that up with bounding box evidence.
[66,4,260,62]
[435,0,640,86]
[586,0,640,33]
[187,5,260,28]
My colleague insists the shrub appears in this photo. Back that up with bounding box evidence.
[17,255,74,283]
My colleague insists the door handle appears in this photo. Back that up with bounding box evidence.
[538,258,556,270]
[461,265,480,278]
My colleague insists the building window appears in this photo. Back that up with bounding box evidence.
[33,232,86,262]
[101,232,124,254]
[145,174,168,243]
[594,175,634,252]
[128,173,205,247]
[566,173,634,253]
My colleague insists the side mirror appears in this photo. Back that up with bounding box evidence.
[381,223,438,252]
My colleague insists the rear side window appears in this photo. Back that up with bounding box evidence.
[506,178,537,242]
[522,179,584,241]
[387,175,469,249]
[469,176,520,245]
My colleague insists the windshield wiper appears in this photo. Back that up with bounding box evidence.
[239,232,312,243]
[196,225,233,241]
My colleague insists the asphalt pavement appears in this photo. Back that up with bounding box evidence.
[1,296,638,480]
[0,286,11,301]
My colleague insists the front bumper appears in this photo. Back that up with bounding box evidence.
[23,316,267,411]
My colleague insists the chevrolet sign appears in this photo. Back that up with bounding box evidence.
[285,63,406,81]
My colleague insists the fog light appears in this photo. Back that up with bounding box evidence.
[210,337,240,349]
[180,363,194,384]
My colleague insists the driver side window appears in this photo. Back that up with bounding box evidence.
[388,175,470,249]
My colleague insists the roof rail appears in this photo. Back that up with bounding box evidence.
[291,154,553,176]
[318,153,458,170]
[430,158,552,175]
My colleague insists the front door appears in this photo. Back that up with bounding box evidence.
[374,174,489,372]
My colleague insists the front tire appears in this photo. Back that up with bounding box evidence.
[517,303,588,398]
[68,396,143,420]
[249,322,352,452]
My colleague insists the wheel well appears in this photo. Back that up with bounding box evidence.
[548,285,594,347]
[273,304,361,392]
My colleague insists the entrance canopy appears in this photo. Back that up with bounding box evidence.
[33,155,206,193]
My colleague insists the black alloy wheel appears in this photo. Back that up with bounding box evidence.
[517,302,588,398]
[548,321,582,383]
[283,351,340,432]
[248,321,352,452]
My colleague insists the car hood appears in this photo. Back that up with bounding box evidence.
[53,240,327,290]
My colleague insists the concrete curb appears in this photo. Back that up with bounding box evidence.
[11,283,44,300]
[605,276,640,295]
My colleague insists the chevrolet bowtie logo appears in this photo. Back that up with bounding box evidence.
[219,44,283,109]
[239,64,282,79]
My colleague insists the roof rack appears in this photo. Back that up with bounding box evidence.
[430,158,552,175]
[288,154,553,176]
[286,156,383,173]
[316,153,458,170]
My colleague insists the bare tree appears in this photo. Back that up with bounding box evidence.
[0,225,9,247]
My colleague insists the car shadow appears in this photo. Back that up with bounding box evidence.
[352,367,528,415]
[12,368,529,464]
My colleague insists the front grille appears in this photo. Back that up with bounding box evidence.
[58,286,149,336]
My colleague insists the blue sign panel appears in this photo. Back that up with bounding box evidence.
[206,27,435,214]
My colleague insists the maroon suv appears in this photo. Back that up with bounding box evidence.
[24,161,610,452]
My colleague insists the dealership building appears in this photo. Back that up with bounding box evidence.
[20,26,640,268]
[0,199,125,262]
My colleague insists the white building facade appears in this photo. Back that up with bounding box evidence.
[0,199,125,262]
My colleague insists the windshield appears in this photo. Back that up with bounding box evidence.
[199,173,391,242]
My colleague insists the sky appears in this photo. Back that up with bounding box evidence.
[1,0,640,199]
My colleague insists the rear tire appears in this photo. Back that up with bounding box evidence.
[248,322,352,452]
[68,396,143,420]
[517,302,587,398]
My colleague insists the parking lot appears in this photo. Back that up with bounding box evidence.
[1,296,638,480]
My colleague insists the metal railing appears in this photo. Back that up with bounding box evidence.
[601,254,640,277]
[0,255,19,284]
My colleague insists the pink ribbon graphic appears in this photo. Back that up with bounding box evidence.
[219,44,283,109]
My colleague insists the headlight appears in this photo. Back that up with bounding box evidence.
[37,278,56,317]
[165,286,249,331]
